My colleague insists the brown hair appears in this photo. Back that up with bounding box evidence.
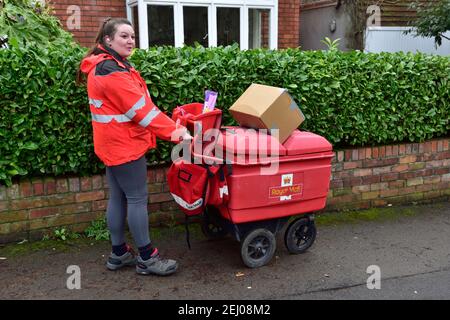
[76,17,133,85]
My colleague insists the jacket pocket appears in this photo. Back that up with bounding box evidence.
[129,126,148,138]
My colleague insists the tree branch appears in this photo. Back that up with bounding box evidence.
[440,33,450,41]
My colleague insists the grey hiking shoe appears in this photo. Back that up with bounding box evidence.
[106,246,136,271]
[136,248,178,276]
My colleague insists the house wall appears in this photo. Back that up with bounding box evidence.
[1,137,449,243]
[299,0,352,50]
[299,0,440,51]
[278,0,301,48]
[49,0,300,49]
[49,0,127,48]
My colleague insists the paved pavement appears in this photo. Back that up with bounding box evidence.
[0,202,449,301]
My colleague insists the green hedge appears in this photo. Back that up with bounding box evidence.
[0,44,449,185]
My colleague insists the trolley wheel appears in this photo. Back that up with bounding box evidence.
[201,206,228,240]
[284,217,316,254]
[240,228,276,268]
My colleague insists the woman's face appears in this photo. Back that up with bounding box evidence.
[106,24,135,58]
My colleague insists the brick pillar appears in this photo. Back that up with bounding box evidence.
[49,0,127,48]
[278,0,301,48]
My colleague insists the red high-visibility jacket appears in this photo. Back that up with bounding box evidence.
[80,45,178,166]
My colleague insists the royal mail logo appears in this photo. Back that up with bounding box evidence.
[269,184,303,198]
[283,176,292,185]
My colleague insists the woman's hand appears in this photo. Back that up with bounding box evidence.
[171,121,192,142]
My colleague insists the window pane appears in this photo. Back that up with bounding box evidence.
[217,7,240,46]
[248,9,270,49]
[131,6,140,48]
[183,6,208,47]
[147,5,174,46]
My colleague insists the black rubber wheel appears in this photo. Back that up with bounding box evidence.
[240,228,276,268]
[200,206,228,240]
[284,218,316,254]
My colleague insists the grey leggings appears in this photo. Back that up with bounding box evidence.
[105,156,150,248]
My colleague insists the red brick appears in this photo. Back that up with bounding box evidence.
[391,145,399,156]
[342,177,363,187]
[398,187,416,195]
[361,175,380,185]
[7,185,20,200]
[10,197,49,210]
[380,189,399,197]
[56,178,69,193]
[389,180,405,188]
[392,164,409,172]
[30,207,59,219]
[92,200,107,211]
[354,168,373,177]
[147,203,161,212]
[385,146,393,157]
[47,194,76,206]
[147,170,156,183]
[400,155,417,164]
[423,176,441,184]
[0,201,8,212]
[19,182,33,198]
[415,184,433,192]
[0,210,27,223]
[344,150,352,161]
[381,172,399,182]
[330,180,344,189]
[80,177,92,191]
[33,182,44,196]
[149,193,173,203]
[68,177,80,192]
[372,147,379,159]
[343,162,358,170]
[431,141,438,152]
[92,175,103,189]
[155,169,166,183]
[76,190,105,202]
[443,140,449,151]
[434,167,450,175]
[45,179,57,195]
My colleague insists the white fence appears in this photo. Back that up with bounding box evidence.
[364,27,450,55]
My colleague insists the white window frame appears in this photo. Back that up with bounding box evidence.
[126,0,278,50]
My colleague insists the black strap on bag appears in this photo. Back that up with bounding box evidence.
[185,215,191,250]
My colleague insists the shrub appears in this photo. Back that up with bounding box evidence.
[0,44,449,185]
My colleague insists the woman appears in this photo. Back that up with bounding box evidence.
[77,18,191,276]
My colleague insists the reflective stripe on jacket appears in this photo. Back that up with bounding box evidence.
[80,45,177,166]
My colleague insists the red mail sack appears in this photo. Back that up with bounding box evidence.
[206,165,229,207]
[167,159,209,216]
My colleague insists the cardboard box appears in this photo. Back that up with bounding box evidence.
[229,83,305,144]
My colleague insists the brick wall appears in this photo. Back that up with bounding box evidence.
[328,138,450,211]
[49,0,127,48]
[278,0,301,49]
[1,137,449,244]
[0,166,178,243]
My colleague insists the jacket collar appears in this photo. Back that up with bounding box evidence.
[98,44,132,70]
